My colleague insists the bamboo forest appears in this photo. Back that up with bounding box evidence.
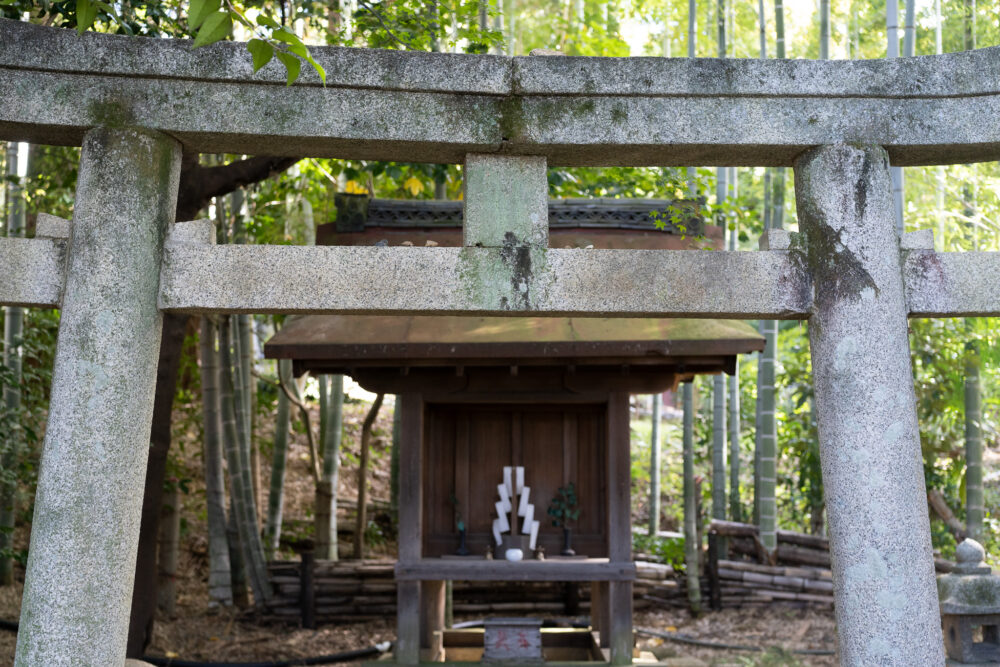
[0,0,999,665]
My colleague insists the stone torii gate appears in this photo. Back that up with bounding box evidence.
[1,17,998,666]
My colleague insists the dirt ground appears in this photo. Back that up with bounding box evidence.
[0,582,836,666]
[0,394,837,666]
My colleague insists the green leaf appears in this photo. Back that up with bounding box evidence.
[306,56,326,85]
[76,0,99,34]
[274,51,302,86]
[257,14,281,29]
[271,28,301,45]
[286,42,308,59]
[247,38,274,73]
[94,1,128,32]
[188,0,221,30]
[192,11,232,49]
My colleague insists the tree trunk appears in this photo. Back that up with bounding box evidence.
[903,0,915,57]
[354,394,385,560]
[266,359,292,560]
[200,316,232,606]
[156,485,181,616]
[682,383,701,614]
[0,141,25,586]
[126,312,189,656]
[505,0,516,56]
[754,8,769,523]
[774,0,784,58]
[230,314,264,570]
[964,0,976,51]
[711,24,728,531]
[227,508,249,607]
[716,0,725,57]
[390,396,402,524]
[727,171,741,525]
[756,319,778,552]
[727,369,740,523]
[686,0,697,194]
[711,375,727,539]
[316,375,344,560]
[688,0,696,58]
[928,488,967,542]
[220,317,272,603]
[757,0,766,58]
[819,0,829,59]
[648,394,662,536]
[965,329,983,539]
[887,0,904,234]
[772,0,786,234]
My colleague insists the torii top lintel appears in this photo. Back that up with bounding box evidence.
[3,18,1000,167]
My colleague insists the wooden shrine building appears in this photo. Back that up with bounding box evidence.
[264,197,763,664]
[266,314,762,663]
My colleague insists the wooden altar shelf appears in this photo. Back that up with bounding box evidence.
[395,558,636,582]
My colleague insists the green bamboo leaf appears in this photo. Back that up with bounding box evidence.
[247,39,274,73]
[192,11,232,49]
[188,0,220,30]
[274,50,302,86]
[76,0,99,34]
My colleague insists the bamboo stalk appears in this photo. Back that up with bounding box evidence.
[265,358,292,560]
[316,374,344,560]
[682,383,702,614]
[201,316,233,606]
[0,141,24,586]
[220,317,272,604]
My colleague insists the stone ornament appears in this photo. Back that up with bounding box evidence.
[938,539,1000,664]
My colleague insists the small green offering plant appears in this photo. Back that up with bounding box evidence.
[547,483,579,527]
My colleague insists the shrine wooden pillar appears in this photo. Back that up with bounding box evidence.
[606,392,633,665]
[396,393,425,665]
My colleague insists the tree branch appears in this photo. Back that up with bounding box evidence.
[176,153,302,221]
[273,369,322,485]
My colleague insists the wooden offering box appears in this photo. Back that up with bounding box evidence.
[266,314,763,664]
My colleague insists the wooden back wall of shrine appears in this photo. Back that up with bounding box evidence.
[423,402,608,558]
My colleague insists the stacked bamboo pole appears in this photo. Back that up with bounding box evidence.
[263,520,957,622]
[263,560,675,623]
[715,559,833,608]
[705,520,955,609]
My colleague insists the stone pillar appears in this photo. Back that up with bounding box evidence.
[463,153,548,249]
[794,144,944,666]
[15,127,181,666]
[460,154,549,311]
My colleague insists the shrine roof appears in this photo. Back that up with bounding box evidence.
[264,314,764,364]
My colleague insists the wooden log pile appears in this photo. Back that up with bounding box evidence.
[705,520,956,609]
[715,559,833,608]
[263,523,957,621]
[700,521,834,608]
[266,560,398,621]
[709,519,833,568]
[263,559,676,624]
